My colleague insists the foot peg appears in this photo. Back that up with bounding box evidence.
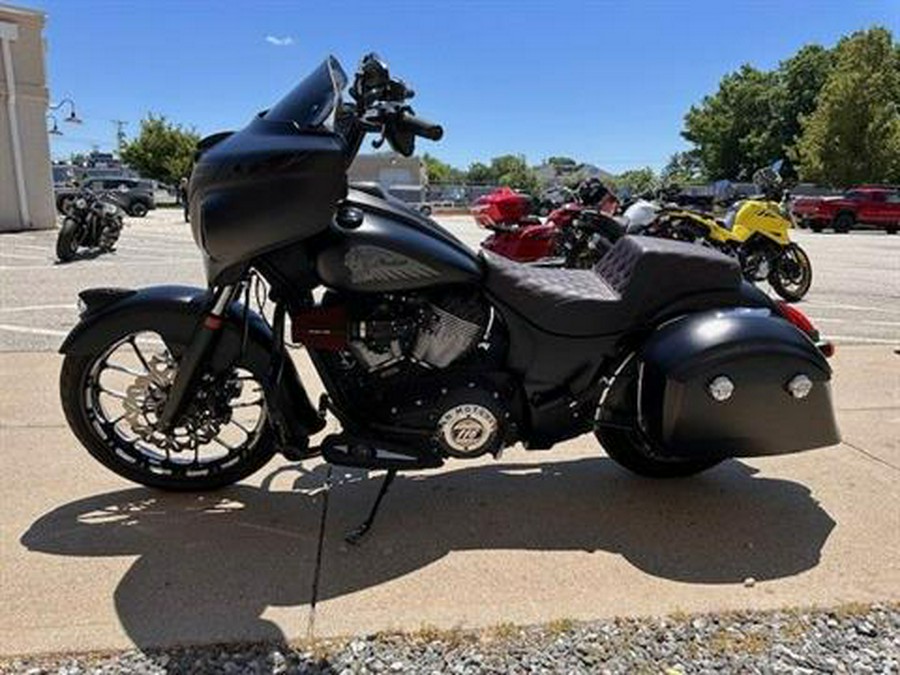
[321,433,442,470]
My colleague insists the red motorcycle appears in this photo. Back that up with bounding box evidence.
[474,180,619,263]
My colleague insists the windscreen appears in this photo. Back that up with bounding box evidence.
[264,56,348,129]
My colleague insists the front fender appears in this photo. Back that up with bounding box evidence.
[60,285,324,443]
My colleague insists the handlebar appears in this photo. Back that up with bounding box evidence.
[397,111,443,141]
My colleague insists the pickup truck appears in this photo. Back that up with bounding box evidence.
[792,186,900,233]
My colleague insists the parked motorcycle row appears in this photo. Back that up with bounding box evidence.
[475,163,813,302]
[59,54,838,540]
[54,187,126,262]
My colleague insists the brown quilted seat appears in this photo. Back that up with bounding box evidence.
[483,236,741,336]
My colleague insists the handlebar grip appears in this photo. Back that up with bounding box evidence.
[399,112,443,141]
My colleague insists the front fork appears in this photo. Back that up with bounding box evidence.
[156,284,238,430]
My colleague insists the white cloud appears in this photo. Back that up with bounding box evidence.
[265,35,294,47]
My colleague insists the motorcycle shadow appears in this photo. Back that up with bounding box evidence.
[53,247,111,264]
[20,457,834,649]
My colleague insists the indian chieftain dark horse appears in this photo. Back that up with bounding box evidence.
[59,55,838,541]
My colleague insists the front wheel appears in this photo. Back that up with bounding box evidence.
[832,212,854,233]
[56,218,81,262]
[60,330,276,490]
[129,202,149,217]
[769,243,812,302]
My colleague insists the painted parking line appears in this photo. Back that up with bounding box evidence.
[813,317,900,328]
[0,252,50,261]
[0,323,68,337]
[804,302,900,315]
[0,260,199,271]
[823,335,899,345]
[0,304,75,313]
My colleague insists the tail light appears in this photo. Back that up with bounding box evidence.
[774,300,834,358]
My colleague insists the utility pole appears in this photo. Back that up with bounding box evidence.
[112,119,128,154]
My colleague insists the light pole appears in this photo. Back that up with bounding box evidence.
[46,113,63,135]
[48,98,82,125]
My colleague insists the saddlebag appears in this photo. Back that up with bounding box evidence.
[636,308,839,459]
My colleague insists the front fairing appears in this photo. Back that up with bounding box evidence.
[731,199,792,245]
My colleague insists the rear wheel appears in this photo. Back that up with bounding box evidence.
[597,427,722,478]
[60,330,276,490]
[595,357,722,478]
[56,218,81,262]
[886,226,898,235]
[769,243,812,303]
[833,212,854,233]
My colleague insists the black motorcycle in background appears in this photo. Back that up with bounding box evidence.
[56,189,125,262]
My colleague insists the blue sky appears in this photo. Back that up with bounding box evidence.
[33,0,897,174]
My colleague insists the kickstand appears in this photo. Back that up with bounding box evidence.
[345,469,397,545]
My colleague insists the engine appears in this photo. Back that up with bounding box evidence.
[291,292,512,459]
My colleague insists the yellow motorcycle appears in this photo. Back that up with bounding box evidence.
[647,166,812,302]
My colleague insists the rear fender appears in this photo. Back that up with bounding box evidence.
[60,285,323,443]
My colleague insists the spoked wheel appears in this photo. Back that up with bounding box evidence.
[769,243,812,302]
[60,330,276,490]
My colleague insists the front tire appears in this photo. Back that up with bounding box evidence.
[833,212,854,233]
[56,218,80,262]
[129,202,149,217]
[60,331,276,490]
[769,243,812,302]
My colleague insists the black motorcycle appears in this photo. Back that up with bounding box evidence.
[59,55,838,540]
[56,189,125,262]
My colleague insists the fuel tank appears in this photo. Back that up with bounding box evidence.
[315,188,483,292]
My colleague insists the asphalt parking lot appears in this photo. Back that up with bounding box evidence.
[1,209,898,656]
[0,209,898,352]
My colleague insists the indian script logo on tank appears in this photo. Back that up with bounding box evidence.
[344,245,439,285]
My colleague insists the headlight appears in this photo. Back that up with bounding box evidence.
[104,204,117,215]
[75,198,86,208]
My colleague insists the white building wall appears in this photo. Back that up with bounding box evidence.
[0,4,55,232]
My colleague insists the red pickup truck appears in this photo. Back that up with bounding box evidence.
[792,186,900,234]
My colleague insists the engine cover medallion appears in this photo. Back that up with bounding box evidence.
[437,403,499,458]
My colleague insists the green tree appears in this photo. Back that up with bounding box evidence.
[661,150,703,184]
[466,161,494,184]
[773,44,834,162]
[793,27,900,186]
[422,153,464,184]
[683,65,782,180]
[490,154,539,194]
[610,167,657,195]
[546,156,578,169]
[68,152,89,167]
[120,114,200,184]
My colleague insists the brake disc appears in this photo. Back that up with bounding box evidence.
[121,353,230,454]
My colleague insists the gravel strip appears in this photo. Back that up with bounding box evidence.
[3,603,898,674]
